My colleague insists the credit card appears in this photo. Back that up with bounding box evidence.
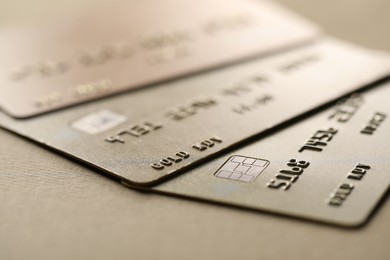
[148,82,390,227]
[0,39,389,185]
[0,0,319,118]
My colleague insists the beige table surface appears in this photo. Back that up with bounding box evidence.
[1,1,389,259]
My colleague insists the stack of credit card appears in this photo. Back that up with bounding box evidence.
[1,0,389,227]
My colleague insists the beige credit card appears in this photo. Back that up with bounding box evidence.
[0,38,389,186]
[147,82,390,227]
[0,0,319,118]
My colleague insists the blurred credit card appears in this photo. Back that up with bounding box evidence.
[0,38,389,185]
[147,82,390,227]
[0,0,319,118]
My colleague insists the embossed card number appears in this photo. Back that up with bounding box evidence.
[0,0,319,118]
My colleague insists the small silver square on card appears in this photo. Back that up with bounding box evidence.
[215,155,269,183]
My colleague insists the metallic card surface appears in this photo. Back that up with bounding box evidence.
[0,39,389,185]
[151,83,390,227]
[0,0,319,118]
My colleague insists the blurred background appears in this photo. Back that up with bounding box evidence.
[0,0,389,50]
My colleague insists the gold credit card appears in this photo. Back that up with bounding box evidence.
[148,82,390,227]
[0,0,318,118]
[0,38,389,185]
